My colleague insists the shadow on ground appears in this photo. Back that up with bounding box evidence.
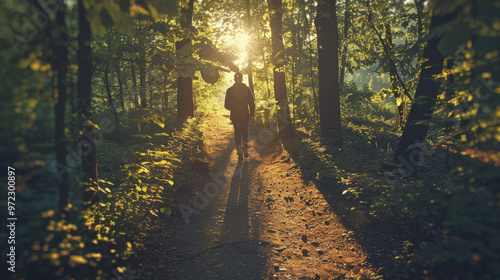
[142,120,269,280]
[281,127,418,279]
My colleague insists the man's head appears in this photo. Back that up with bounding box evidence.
[234,72,243,83]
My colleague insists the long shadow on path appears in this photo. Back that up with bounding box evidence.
[157,126,267,280]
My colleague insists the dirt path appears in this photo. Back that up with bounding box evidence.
[141,112,379,279]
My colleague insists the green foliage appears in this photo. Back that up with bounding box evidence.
[413,162,500,279]
[341,81,396,121]
[11,112,204,279]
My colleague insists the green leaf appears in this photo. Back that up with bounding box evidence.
[86,3,107,36]
[197,43,219,61]
[437,21,470,57]
[199,63,220,84]
[103,0,135,37]
[151,21,170,35]
[176,64,198,79]
[160,207,172,216]
[148,0,179,19]
[163,179,174,185]
[149,209,158,216]
[176,41,192,58]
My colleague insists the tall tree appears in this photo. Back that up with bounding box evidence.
[139,35,147,108]
[268,0,293,136]
[315,0,342,144]
[54,2,70,216]
[113,61,125,110]
[176,0,195,121]
[105,63,120,131]
[339,0,350,89]
[392,5,457,177]
[245,0,254,94]
[78,0,99,204]
[385,22,405,128]
[131,61,139,108]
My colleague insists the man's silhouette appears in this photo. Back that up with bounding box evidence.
[225,72,255,160]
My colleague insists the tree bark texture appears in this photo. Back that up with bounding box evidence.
[315,0,342,145]
[268,0,293,137]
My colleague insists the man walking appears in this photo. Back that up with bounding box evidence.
[225,72,255,160]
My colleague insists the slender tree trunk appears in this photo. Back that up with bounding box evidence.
[114,62,125,110]
[148,73,154,108]
[139,36,147,108]
[315,0,342,145]
[290,0,296,129]
[268,0,293,137]
[131,61,139,108]
[54,3,70,216]
[176,0,195,121]
[105,63,120,129]
[77,0,99,204]
[246,0,254,93]
[70,71,77,143]
[261,49,271,101]
[367,2,413,103]
[301,1,319,135]
[414,0,424,61]
[392,8,457,177]
[163,76,169,112]
[339,0,350,90]
[385,22,405,128]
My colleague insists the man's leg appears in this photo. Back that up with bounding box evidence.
[242,118,249,157]
[233,121,242,156]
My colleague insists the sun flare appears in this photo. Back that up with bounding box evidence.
[237,33,250,49]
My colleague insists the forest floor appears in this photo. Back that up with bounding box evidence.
[138,112,390,280]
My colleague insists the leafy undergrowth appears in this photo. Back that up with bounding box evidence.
[12,113,204,280]
[285,112,500,279]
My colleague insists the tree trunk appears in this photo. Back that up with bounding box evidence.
[268,0,293,137]
[290,0,296,129]
[339,0,350,90]
[105,63,120,130]
[77,0,99,204]
[300,1,319,135]
[261,49,271,101]
[139,36,147,108]
[114,62,125,110]
[385,22,405,128]
[367,2,413,104]
[414,0,424,61]
[176,0,195,121]
[54,3,70,217]
[315,0,342,145]
[246,0,254,94]
[392,8,457,177]
[163,76,169,111]
[131,61,139,108]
